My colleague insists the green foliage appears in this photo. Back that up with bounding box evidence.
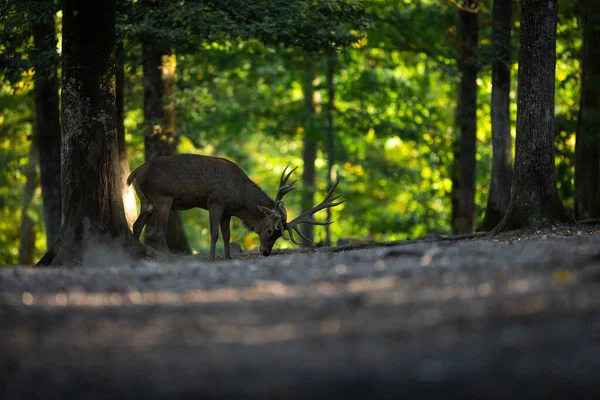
[119,0,370,53]
[0,76,45,264]
[0,0,62,85]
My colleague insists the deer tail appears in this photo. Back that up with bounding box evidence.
[127,164,146,186]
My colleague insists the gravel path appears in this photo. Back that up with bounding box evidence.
[2,231,600,399]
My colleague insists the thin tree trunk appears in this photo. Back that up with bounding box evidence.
[19,140,39,265]
[116,41,138,229]
[451,111,460,234]
[37,0,133,266]
[325,52,336,247]
[31,3,61,251]
[575,0,600,219]
[142,40,190,254]
[456,0,479,234]
[493,0,572,233]
[300,57,319,246]
[478,0,513,231]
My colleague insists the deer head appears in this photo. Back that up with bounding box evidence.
[257,165,343,255]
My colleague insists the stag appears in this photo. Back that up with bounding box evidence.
[127,154,342,260]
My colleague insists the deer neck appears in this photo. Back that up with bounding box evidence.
[237,197,276,233]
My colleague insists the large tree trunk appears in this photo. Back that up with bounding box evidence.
[37,0,133,266]
[300,57,320,247]
[142,40,190,254]
[116,41,138,229]
[478,0,513,231]
[31,4,61,252]
[493,0,572,232]
[325,52,336,247]
[574,0,600,219]
[19,140,39,265]
[456,0,479,234]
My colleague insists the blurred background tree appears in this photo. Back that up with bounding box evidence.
[0,0,587,263]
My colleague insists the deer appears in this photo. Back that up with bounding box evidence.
[126,154,343,261]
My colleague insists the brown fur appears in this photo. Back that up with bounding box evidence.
[128,154,283,260]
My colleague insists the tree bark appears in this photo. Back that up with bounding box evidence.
[31,4,61,252]
[493,0,572,233]
[142,39,190,254]
[19,140,39,265]
[300,57,319,246]
[116,41,138,229]
[478,0,513,231]
[456,0,479,234]
[37,0,133,266]
[325,52,336,247]
[574,0,600,219]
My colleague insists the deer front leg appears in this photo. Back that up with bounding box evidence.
[220,215,232,259]
[208,205,224,261]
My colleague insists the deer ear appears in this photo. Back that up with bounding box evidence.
[257,205,273,216]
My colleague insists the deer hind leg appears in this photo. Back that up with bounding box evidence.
[133,202,152,243]
[154,199,173,254]
[132,178,153,244]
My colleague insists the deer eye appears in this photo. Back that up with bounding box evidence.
[267,228,274,235]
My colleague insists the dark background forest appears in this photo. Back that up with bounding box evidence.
[0,0,596,265]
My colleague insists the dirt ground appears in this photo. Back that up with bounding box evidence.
[2,224,600,399]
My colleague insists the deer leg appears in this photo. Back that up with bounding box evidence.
[208,205,224,261]
[133,204,152,243]
[154,201,172,254]
[220,215,232,259]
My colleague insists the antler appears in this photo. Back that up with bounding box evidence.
[283,178,344,243]
[275,165,298,202]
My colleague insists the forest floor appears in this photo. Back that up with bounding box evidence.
[2,224,600,399]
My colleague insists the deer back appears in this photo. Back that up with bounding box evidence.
[130,154,274,215]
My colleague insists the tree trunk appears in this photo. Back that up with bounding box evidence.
[493,0,572,232]
[456,0,479,234]
[300,57,319,247]
[451,110,461,234]
[574,0,600,219]
[31,5,61,252]
[142,39,190,254]
[37,0,133,266]
[325,52,336,247]
[116,41,138,229]
[478,0,513,231]
[19,140,39,265]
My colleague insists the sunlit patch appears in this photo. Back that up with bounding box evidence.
[6,277,405,309]
[334,264,348,274]
[21,292,33,305]
[477,283,492,297]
